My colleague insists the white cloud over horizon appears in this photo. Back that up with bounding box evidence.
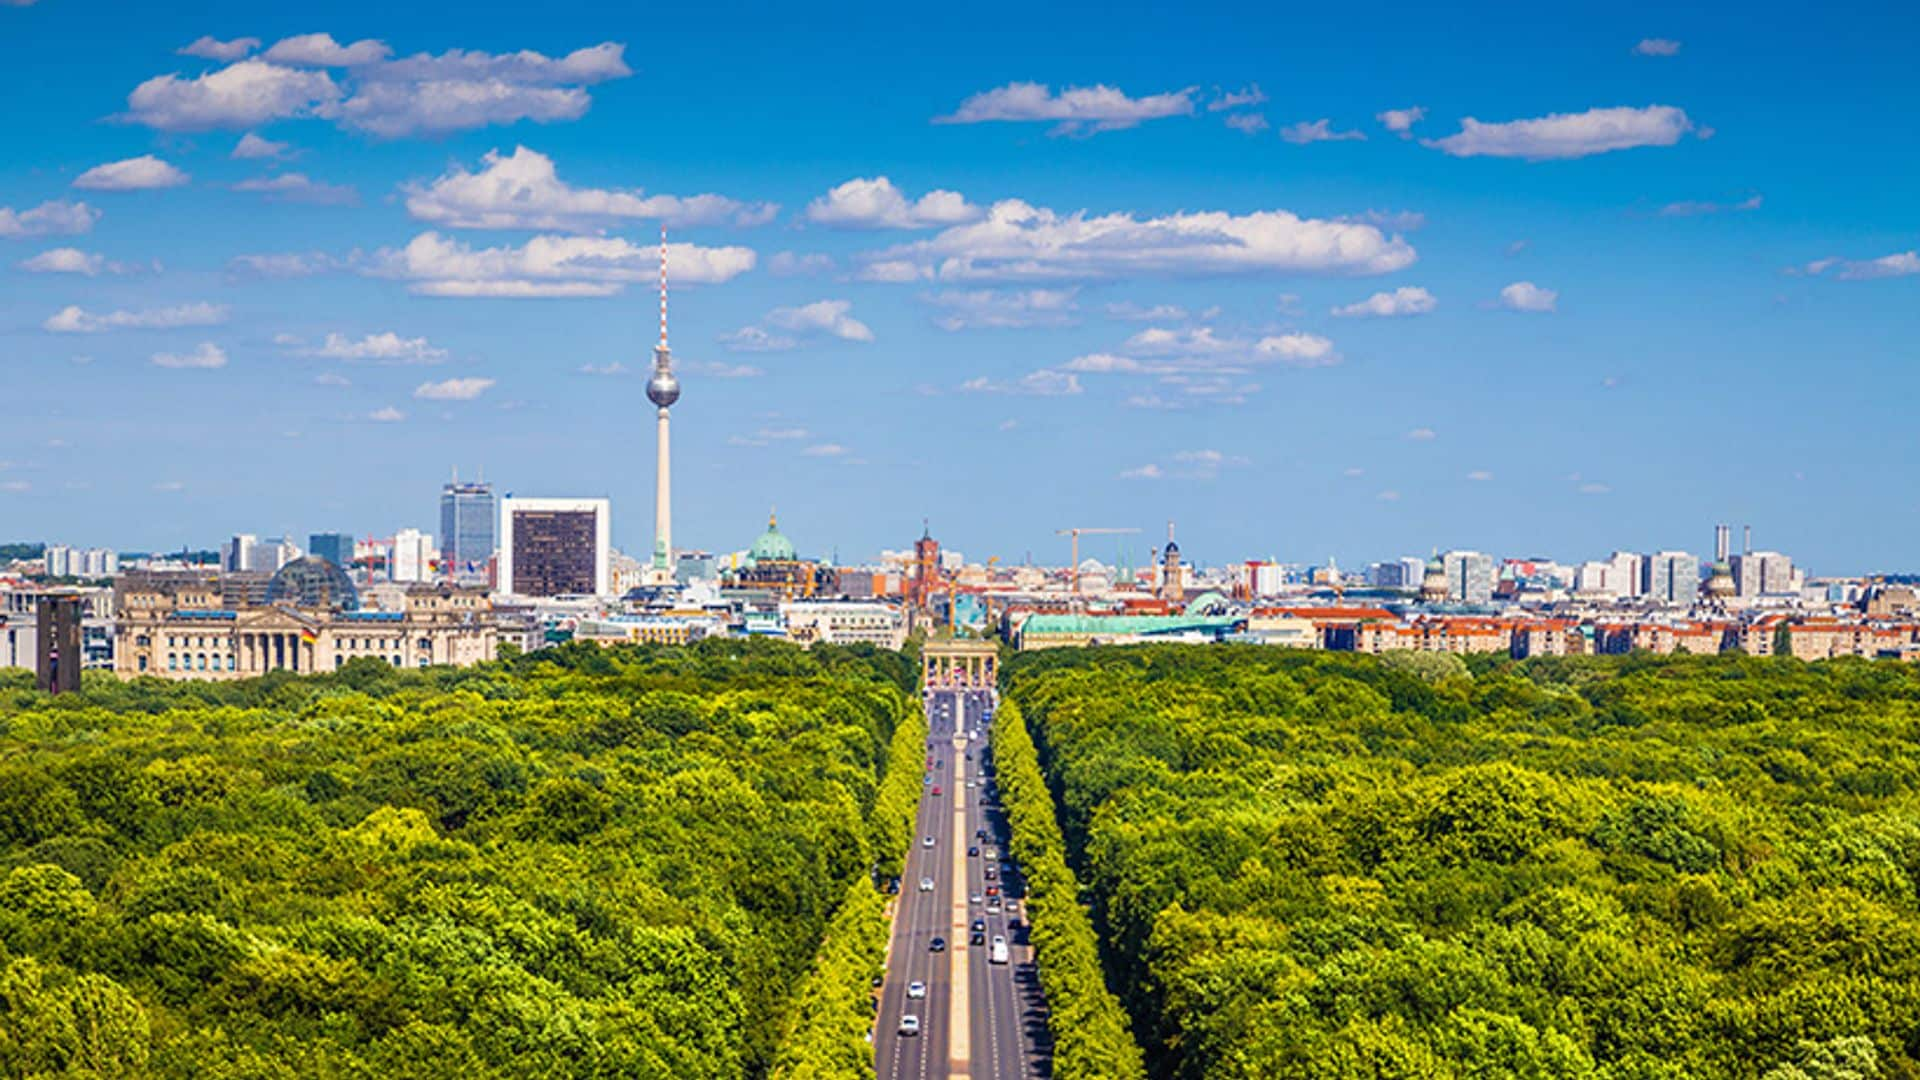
[1498,281,1558,311]
[865,199,1416,281]
[367,231,755,297]
[936,81,1198,136]
[73,155,189,191]
[0,200,100,238]
[45,302,227,333]
[1332,285,1437,318]
[1425,105,1696,160]
[405,146,775,230]
[805,176,981,229]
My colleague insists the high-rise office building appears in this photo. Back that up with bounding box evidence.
[1731,551,1795,597]
[439,480,497,578]
[1642,551,1701,606]
[1607,551,1644,598]
[1442,550,1495,605]
[498,497,611,597]
[222,535,299,574]
[390,528,435,583]
[308,532,353,570]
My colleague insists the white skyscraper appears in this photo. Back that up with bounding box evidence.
[391,528,435,582]
[644,228,680,585]
[1642,551,1701,606]
[1442,550,1495,605]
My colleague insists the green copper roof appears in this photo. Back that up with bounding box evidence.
[748,511,796,563]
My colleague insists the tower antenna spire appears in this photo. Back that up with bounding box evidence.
[658,225,669,350]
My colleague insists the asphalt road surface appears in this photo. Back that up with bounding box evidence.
[875,688,1049,1079]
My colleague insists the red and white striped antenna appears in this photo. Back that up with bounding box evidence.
[657,225,669,351]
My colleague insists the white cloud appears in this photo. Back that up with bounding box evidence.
[576,361,626,376]
[368,407,406,422]
[125,42,630,137]
[314,371,351,386]
[151,342,227,369]
[1120,464,1163,479]
[719,326,799,352]
[767,299,873,342]
[1578,482,1612,495]
[227,250,355,278]
[405,146,774,230]
[179,36,261,61]
[1280,118,1366,145]
[1467,470,1494,481]
[936,81,1197,136]
[768,251,834,276]
[806,176,981,229]
[1208,84,1267,111]
[960,370,1084,397]
[1105,301,1187,321]
[326,44,630,137]
[1224,113,1270,135]
[1376,106,1426,138]
[367,231,755,297]
[1331,285,1436,318]
[803,443,847,457]
[311,331,447,363]
[1798,251,1920,280]
[1406,427,1436,440]
[1254,333,1340,367]
[17,248,130,275]
[1498,281,1558,311]
[684,359,763,378]
[73,155,189,191]
[153,480,187,492]
[1125,325,1240,355]
[234,172,359,205]
[923,287,1077,330]
[1660,194,1762,216]
[231,132,292,159]
[124,59,342,130]
[867,199,1415,281]
[1425,105,1695,160]
[45,302,227,333]
[856,259,933,283]
[1634,38,1682,56]
[0,200,100,238]
[1377,490,1401,501]
[1060,352,1143,373]
[1339,208,1426,231]
[413,376,495,400]
[262,33,393,67]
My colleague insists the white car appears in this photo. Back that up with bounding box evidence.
[919,877,934,892]
[970,893,983,905]
[907,980,927,999]
[990,936,1009,965]
[899,1015,921,1037]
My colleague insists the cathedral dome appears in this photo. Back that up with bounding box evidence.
[748,512,796,564]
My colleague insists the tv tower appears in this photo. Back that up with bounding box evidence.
[645,227,680,581]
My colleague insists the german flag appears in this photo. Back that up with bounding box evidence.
[300,626,318,644]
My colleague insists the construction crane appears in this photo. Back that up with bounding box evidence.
[1056,527,1140,592]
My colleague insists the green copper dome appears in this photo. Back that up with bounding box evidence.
[748,511,796,563]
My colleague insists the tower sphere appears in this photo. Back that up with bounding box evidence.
[647,369,680,408]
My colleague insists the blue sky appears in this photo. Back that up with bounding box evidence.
[2,0,1916,573]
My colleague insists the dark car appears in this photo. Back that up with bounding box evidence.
[971,918,986,933]
[929,937,946,952]
[968,846,979,857]
[971,931,986,945]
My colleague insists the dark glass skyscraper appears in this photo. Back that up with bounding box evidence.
[439,481,497,578]
[308,532,353,570]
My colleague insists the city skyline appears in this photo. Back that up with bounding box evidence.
[3,1,1918,573]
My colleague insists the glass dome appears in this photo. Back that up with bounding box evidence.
[266,556,359,611]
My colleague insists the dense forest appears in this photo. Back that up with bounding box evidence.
[1006,647,1920,1080]
[0,639,920,1078]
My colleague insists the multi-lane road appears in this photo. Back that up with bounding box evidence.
[875,688,1048,1079]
